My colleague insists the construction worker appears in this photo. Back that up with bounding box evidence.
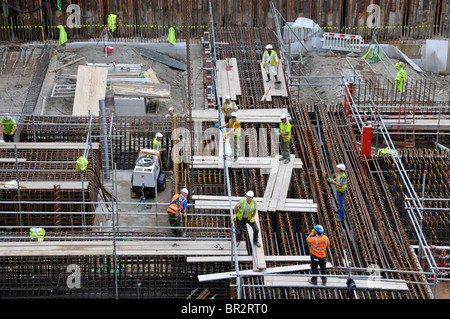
[307,224,330,285]
[327,163,347,221]
[262,44,279,82]
[166,107,178,122]
[153,132,166,152]
[219,112,241,162]
[394,62,407,94]
[167,188,189,237]
[274,113,292,163]
[1,113,17,142]
[231,191,261,248]
[222,95,238,124]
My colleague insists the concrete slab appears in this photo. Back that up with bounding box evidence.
[113,169,172,234]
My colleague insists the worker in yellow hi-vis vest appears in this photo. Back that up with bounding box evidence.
[153,133,166,153]
[394,62,407,94]
[262,44,279,82]
[1,113,17,142]
[327,164,347,222]
[274,113,292,164]
[231,191,261,248]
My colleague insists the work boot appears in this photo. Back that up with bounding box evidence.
[322,279,327,285]
[284,156,291,164]
[233,156,238,162]
[266,74,270,82]
[308,278,317,285]
[254,241,261,248]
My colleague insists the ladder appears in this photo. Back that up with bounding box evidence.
[202,32,216,110]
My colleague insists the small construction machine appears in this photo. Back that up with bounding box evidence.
[131,149,166,198]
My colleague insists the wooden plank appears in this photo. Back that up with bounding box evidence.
[72,65,108,116]
[0,240,248,257]
[192,195,314,204]
[49,57,85,73]
[260,155,280,212]
[268,156,288,212]
[190,109,290,123]
[198,264,331,282]
[216,58,241,100]
[216,60,235,101]
[143,67,161,83]
[276,154,295,211]
[187,255,312,263]
[264,276,409,291]
[0,142,99,150]
[260,62,288,102]
[0,181,90,190]
[246,210,266,270]
[194,203,317,213]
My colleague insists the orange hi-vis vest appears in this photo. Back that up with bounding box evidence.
[308,235,330,258]
[167,194,186,215]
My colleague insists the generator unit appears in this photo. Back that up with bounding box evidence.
[131,150,165,197]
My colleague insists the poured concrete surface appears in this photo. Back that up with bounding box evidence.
[96,170,174,235]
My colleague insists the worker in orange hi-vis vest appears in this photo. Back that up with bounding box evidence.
[307,225,331,285]
[167,188,188,237]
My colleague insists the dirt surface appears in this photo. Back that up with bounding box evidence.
[39,43,204,116]
[298,50,450,105]
[436,281,450,299]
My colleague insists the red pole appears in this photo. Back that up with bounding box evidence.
[361,121,373,160]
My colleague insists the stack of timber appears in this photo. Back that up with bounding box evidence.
[111,82,171,99]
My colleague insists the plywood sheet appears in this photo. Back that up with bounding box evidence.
[72,65,108,116]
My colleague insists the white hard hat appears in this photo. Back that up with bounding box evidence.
[231,112,237,117]
[168,107,174,111]
[4,113,11,120]
[225,95,231,100]
[265,44,273,50]
[246,190,254,198]
[337,164,346,171]
[180,188,188,195]
[156,132,163,138]
[280,113,287,120]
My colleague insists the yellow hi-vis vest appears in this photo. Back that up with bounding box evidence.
[264,50,277,67]
[279,120,292,142]
[228,119,241,137]
[30,227,45,242]
[236,199,256,220]
[222,101,237,116]
[153,138,162,151]
[108,14,117,32]
[167,27,176,45]
[335,173,347,192]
